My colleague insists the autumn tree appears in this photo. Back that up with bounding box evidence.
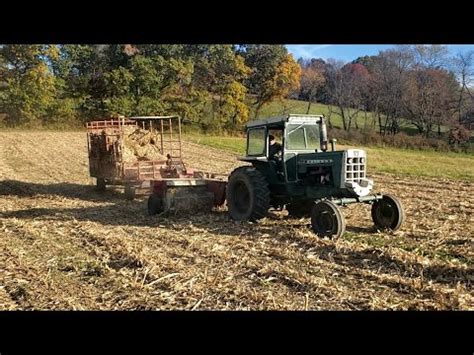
[411,45,450,69]
[111,51,201,119]
[52,44,113,118]
[352,55,378,72]
[202,45,250,131]
[0,45,63,126]
[241,45,301,118]
[273,54,302,114]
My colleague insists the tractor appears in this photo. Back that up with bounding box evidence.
[226,114,405,239]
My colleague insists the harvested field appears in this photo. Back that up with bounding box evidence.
[0,131,473,310]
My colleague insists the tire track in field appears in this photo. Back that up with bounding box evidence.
[0,198,149,309]
[2,188,471,309]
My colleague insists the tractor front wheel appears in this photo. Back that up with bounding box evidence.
[310,200,346,240]
[371,194,405,231]
[226,167,270,221]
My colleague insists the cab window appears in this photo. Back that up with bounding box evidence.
[247,128,266,156]
[286,124,320,150]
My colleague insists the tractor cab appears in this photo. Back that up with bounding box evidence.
[240,114,335,185]
[240,114,326,161]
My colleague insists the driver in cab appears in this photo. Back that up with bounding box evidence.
[269,134,282,159]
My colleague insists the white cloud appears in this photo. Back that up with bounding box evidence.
[287,45,333,59]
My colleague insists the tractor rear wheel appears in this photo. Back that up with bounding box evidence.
[226,166,270,221]
[310,200,346,240]
[286,201,314,218]
[96,178,106,192]
[371,194,405,231]
[148,193,164,216]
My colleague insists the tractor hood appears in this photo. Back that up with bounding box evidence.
[295,149,373,197]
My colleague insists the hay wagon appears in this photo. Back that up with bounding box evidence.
[87,115,187,199]
[87,116,228,209]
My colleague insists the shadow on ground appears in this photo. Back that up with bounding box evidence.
[0,179,125,202]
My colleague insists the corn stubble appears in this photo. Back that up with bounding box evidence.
[0,131,472,310]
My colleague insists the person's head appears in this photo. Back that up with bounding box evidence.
[269,134,275,144]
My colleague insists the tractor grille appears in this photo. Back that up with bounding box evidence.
[345,150,366,183]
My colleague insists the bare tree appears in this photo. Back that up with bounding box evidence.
[403,68,458,137]
[299,59,326,114]
[370,48,413,135]
[411,45,450,69]
[451,51,474,124]
[324,59,369,131]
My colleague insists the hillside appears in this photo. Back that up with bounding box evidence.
[185,134,474,181]
[252,99,449,134]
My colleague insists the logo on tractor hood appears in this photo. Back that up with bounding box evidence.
[300,159,334,164]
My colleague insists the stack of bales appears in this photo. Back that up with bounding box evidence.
[122,126,167,162]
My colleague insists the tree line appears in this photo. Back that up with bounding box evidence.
[297,45,473,145]
[0,44,300,132]
[0,44,472,145]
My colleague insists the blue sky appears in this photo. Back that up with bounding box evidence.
[286,45,474,62]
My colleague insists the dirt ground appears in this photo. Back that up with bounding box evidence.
[0,131,472,310]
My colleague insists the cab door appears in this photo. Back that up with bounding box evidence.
[246,127,267,157]
[284,152,297,182]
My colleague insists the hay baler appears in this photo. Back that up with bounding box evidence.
[147,169,227,215]
[117,117,228,215]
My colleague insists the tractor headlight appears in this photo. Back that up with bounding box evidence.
[347,158,352,164]
[360,157,365,164]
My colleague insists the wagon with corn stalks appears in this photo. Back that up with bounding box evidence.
[86,116,227,207]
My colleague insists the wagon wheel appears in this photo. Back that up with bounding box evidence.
[124,184,136,201]
[310,200,346,240]
[147,194,164,216]
[371,194,405,231]
[96,178,106,192]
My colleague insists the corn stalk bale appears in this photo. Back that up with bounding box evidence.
[122,126,166,162]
